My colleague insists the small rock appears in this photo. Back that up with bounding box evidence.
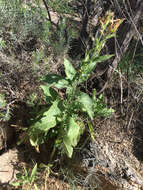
[0,148,18,184]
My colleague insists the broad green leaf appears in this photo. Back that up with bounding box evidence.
[77,92,94,120]
[31,113,56,132]
[30,164,37,184]
[31,100,61,132]
[55,79,69,89]
[93,54,114,63]
[29,100,62,146]
[41,74,63,83]
[63,117,81,158]
[40,85,58,100]
[66,118,80,147]
[41,74,69,89]
[64,59,77,81]
[63,136,73,158]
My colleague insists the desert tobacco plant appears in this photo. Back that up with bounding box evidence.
[28,11,123,158]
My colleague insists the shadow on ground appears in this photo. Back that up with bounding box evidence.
[133,103,143,161]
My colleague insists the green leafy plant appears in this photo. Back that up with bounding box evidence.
[0,93,11,121]
[27,12,117,158]
[12,164,38,190]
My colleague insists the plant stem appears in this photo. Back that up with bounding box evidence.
[42,0,52,23]
[50,144,56,162]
